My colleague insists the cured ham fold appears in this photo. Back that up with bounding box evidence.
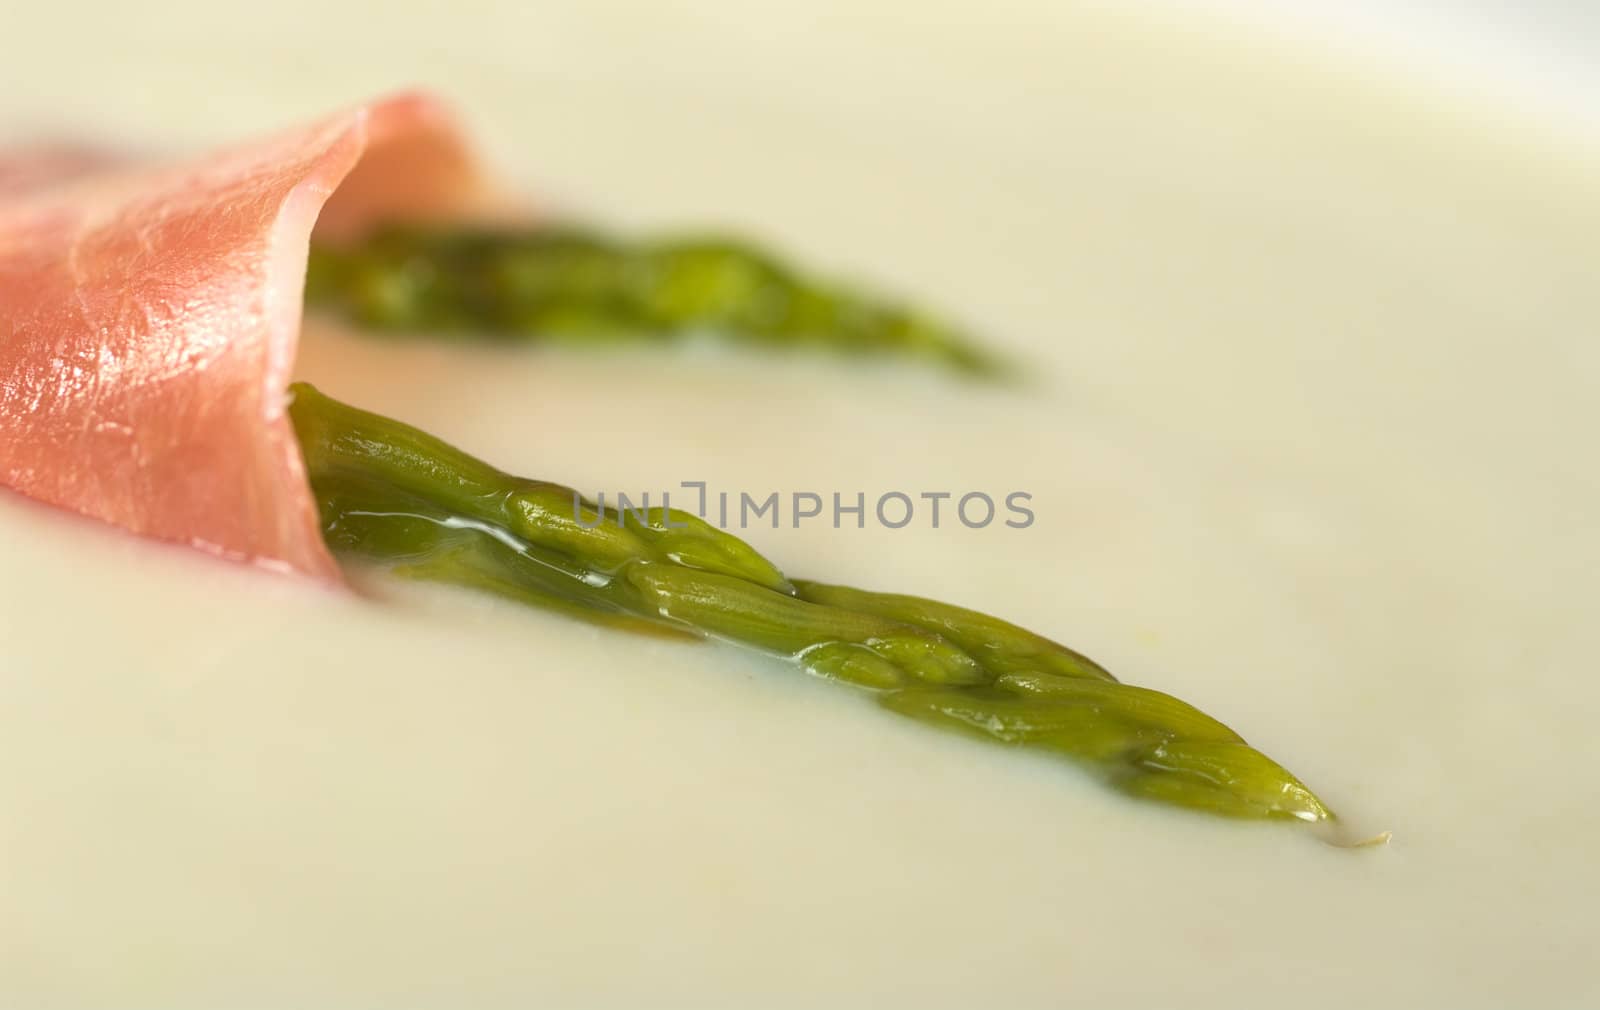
[0,93,480,579]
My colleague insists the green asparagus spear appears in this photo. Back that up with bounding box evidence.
[304,225,1003,375]
[288,382,1334,825]
[793,581,1117,683]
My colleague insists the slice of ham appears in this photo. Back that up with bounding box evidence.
[0,93,483,580]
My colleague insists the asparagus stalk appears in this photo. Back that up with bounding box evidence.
[288,382,1334,824]
[304,225,1003,375]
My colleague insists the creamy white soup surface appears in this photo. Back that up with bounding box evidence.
[2,2,1597,1007]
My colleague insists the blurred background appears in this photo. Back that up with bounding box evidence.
[5,1,1598,141]
[8,0,1591,416]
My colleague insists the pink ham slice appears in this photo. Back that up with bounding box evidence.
[0,93,482,580]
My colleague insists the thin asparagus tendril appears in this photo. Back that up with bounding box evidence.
[288,382,1334,825]
[303,225,1005,375]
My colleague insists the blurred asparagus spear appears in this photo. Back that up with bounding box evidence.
[289,382,1334,826]
[304,224,1004,375]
